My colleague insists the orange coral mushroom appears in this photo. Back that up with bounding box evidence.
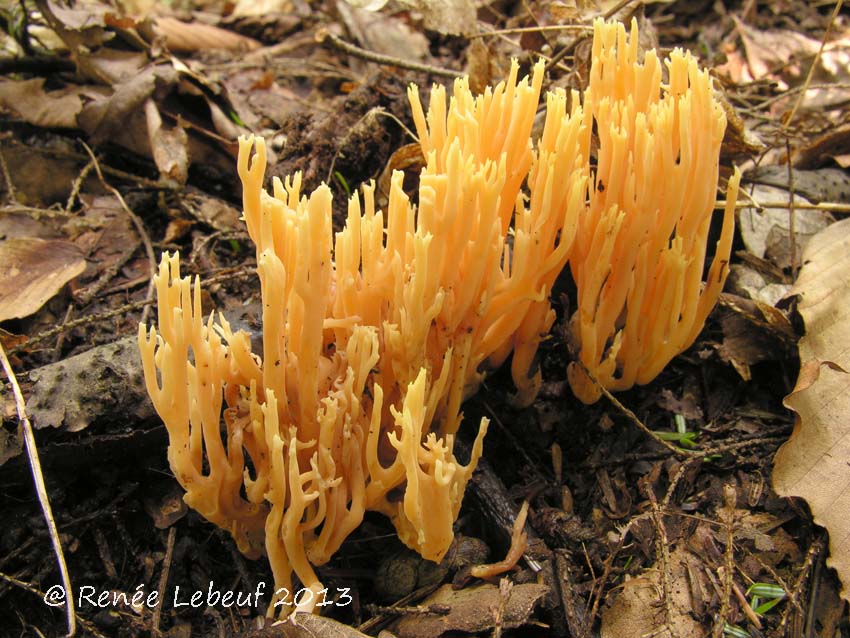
[138,19,742,614]
[567,19,741,404]
[139,59,587,615]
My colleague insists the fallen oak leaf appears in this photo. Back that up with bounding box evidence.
[773,217,850,603]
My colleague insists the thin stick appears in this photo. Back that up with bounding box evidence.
[65,158,96,214]
[7,266,255,358]
[785,138,798,276]
[0,148,18,202]
[316,29,463,79]
[0,342,76,636]
[603,0,638,19]
[469,24,593,39]
[152,527,176,637]
[79,142,158,325]
[783,0,844,126]
[716,199,850,214]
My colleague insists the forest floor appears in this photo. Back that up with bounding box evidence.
[1,0,849,637]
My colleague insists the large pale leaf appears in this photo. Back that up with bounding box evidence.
[773,217,850,602]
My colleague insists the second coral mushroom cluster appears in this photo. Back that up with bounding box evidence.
[138,18,739,615]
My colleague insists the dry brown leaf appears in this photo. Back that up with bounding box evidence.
[37,0,116,51]
[733,17,821,87]
[70,193,141,301]
[143,488,188,530]
[391,582,548,637]
[715,293,796,380]
[600,546,708,638]
[794,123,850,170]
[0,140,95,205]
[341,0,476,35]
[773,217,850,603]
[181,189,242,231]
[230,0,297,17]
[0,78,84,129]
[376,142,425,204]
[152,16,261,53]
[738,183,834,269]
[0,238,86,322]
[337,2,429,61]
[77,64,175,143]
[144,98,189,184]
[76,48,150,87]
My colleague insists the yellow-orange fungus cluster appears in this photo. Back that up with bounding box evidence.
[138,18,737,615]
[139,56,587,613]
[566,19,741,403]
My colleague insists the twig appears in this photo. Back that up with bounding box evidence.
[65,158,96,214]
[152,527,176,637]
[586,509,654,624]
[0,343,76,637]
[753,82,850,110]
[315,29,463,79]
[785,138,798,277]
[731,580,762,629]
[578,432,790,470]
[574,358,699,458]
[7,301,147,358]
[373,108,419,144]
[699,435,790,458]
[783,0,844,126]
[5,139,174,191]
[780,533,825,633]
[492,578,513,638]
[0,147,19,202]
[554,552,590,638]
[571,357,794,461]
[363,602,450,616]
[588,382,705,458]
[714,485,738,638]
[53,304,75,362]
[0,570,47,600]
[469,24,593,39]
[602,0,638,19]
[73,240,142,307]
[79,142,158,325]
[646,486,676,637]
[93,528,118,580]
[7,266,256,359]
[357,582,443,633]
[717,199,850,214]
[481,399,549,484]
[803,538,825,638]
[661,456,698,510]
[571,360,694,458]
